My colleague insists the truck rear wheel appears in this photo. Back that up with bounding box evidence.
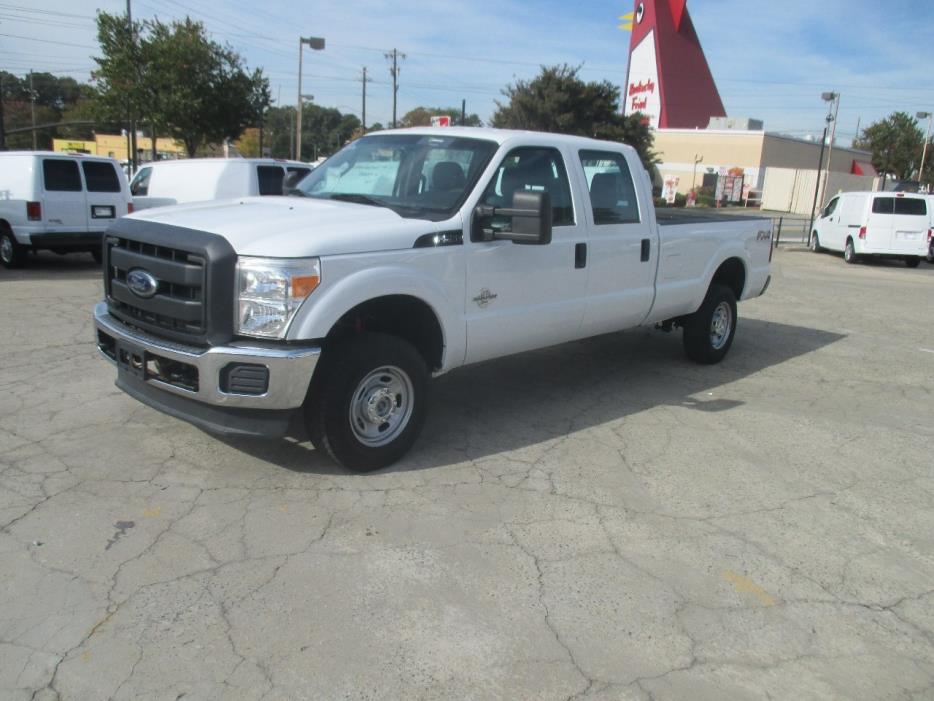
[0,228,28,269]
[682,284,737,364]
[844,238,858,264]
[304,332,428,472]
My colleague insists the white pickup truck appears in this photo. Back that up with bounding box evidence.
[93,128,772,470]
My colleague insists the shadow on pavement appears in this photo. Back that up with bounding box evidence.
[222,319,845,476]
[0,251,101,281]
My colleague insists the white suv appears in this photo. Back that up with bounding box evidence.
[0,152,132,269]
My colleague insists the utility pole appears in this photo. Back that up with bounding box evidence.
[916,111,932,191]
[0,73,6,150]
[127,0,138,173]
[296,36,326,161]
[808,95,836,245]
[461,99,466,126]
[29,71,37,150]
[361,67,372,133]
[384,49,405,128]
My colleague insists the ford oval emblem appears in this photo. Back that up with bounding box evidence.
[126,268,159,299]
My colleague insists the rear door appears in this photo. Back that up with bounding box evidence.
[81,160,126,230]
[867,196,894,252]
[577,148,656,335]
[890,196,928,254]
[41,158,87,232]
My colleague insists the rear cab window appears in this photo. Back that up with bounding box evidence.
[82,161,121,192]
[257,166,285,196]
[894,197,927,216]
[579,150,641,224]
[42,159,83,192]
[871,197,894,214]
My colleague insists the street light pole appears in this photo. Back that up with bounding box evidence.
[823,92,840,198]
[808,93,837,245]
[296,36,325,161]
[916,111,932,191]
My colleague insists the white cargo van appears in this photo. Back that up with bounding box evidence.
[811,191,930,267]
[0,152,131,269]
[130,158,314,211]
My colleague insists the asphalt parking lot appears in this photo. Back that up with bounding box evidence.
[1,247,933,700]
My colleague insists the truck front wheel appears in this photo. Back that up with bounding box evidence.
[304,332,429,472]
[682,284,737,364]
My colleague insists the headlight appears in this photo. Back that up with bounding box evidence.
[236,256,320,338]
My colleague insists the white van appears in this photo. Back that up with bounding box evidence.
[0,152,131,269]
[129,158,314,211]
[811,191,930,267]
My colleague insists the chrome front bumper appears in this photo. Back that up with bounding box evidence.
[93,302,320,411]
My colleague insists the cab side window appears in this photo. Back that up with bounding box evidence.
[478,147,574,233]
[821,197,839,218]
[43,159,82,192]
[579,150,640,224]
[130,167,152,196]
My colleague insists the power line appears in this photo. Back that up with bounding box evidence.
[0,32,96,49]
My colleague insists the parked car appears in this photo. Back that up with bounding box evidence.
[129,158,314,211]
[811,191,929,267]
[0,151,131,269]
[93,128,772,471]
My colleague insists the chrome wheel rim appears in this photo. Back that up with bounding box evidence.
[0,236,12,263]
[709,302,732,350]
[810,234,818,251]
[348,365,414,447]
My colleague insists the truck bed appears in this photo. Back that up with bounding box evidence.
[654,208,771,226]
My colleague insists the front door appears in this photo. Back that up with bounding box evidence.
[464,146,588,365]
[41,158,87,233]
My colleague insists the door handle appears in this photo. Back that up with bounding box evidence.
[641,238,651,262]
[575,243,587,269]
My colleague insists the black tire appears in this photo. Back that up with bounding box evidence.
[682,284,737,365]
[91,248,103,265]
[809,232,822,252]
[0,227,28,269]
[905,257,921,268]
[304,332,429,472]
[843,238,858,264]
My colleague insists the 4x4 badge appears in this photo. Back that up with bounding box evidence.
[473,288,498,308]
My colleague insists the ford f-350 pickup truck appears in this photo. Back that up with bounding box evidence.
[93,128,772,471]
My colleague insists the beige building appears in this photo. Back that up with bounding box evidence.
[653,128,877,212]
[53,134,186,162]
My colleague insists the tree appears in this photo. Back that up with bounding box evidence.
[492,64,657,168]
[400,106,482,128]
[93,12,271,157]
[854,112,925,182]
[0,71,98,149]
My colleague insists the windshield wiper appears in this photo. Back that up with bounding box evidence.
[285,188,309,197]
[327,193,388,207]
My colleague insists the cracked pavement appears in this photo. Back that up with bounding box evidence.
[1,248,932,700]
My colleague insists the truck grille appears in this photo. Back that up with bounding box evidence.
[106,237,207,337]
[103,220,237,347]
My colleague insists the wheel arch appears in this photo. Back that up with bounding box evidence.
[709,256,746,301]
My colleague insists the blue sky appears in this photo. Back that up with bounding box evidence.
[3,0,934,142]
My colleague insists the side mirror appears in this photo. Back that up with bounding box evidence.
[474,191,553,245]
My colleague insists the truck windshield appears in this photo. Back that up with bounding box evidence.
[292,134,498,220]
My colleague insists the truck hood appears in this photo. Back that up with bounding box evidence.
[125,196,457,256]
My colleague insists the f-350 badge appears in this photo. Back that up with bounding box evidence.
[473,288,498,308]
